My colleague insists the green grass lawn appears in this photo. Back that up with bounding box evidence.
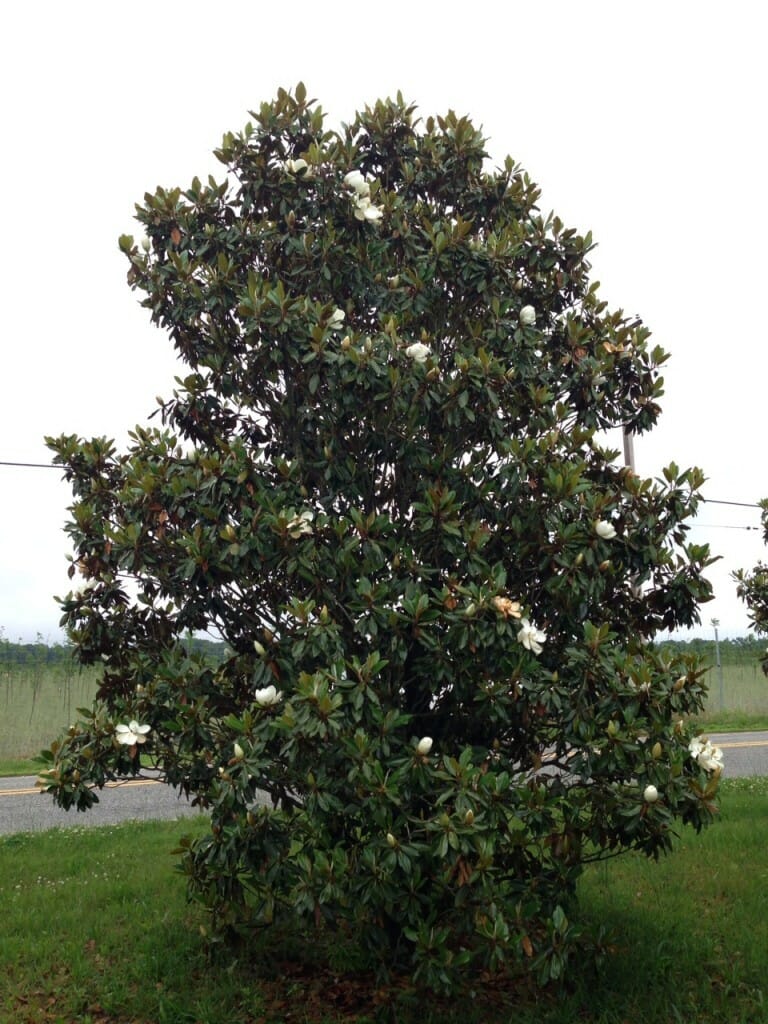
[1,778,766,1024]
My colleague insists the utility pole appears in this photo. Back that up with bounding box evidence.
[622,429,636,474]
[711,617,724,710]
[623,428,640,599]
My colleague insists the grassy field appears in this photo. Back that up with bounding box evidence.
[1,651,767,773]
[0,662,100,762]
[700,661,768,716]
[0,778,766,1023]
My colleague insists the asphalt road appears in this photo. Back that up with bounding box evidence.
[0,774,209,835]
[1,732,765,836]
[710,731,768,779]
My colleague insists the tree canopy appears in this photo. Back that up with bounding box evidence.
[736,500,768,674]
[42,85,718,991]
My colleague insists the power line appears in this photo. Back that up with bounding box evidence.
[694,524,761,531]
[0,460,58,469]
[702,499,762,509]
[0,460,764,512]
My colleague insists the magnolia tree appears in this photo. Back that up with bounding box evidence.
[42,85,720,990]
[736,500,768,674]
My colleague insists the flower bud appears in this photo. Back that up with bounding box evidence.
[673,676,686,692]
[417,736,433,755]
[253,640,266,657]
[464,809,475,825]
[519,305,536,326]
[234,742,244,760]
[651,741,662,759]
[643,784,659,804]
[386,832,397,848]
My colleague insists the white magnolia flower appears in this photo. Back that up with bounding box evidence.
[595,520,617,540]
[343,170,370,196]
[517,618,547,655]
[643,784,659,803]
[283,158,309,175]
[254,685,282,707]
[689,735,724,773]
[701,745,724,771]
[519,305,536,326]
[417,736,433,755]
[74,578,98,599]
[115,720,151,746]
[405,342,431,363]
[286,510,314,537]
[353,195,384,222]
[688,736,706,760]
[327,307,345,330]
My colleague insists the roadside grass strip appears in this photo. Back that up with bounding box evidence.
[0,780,766,1023]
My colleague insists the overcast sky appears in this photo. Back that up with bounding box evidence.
[1,0,766,643]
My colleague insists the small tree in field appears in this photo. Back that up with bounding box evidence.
[43,85,720,990]
[736,500,768,674]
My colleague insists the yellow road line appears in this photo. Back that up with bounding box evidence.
[3,742,766,797]
[0,778,161,798]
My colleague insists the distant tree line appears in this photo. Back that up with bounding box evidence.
[655,636,766,667]
[0,633,228,669]
[0,631,762,672]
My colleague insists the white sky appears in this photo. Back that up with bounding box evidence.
[1,0,766,643]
